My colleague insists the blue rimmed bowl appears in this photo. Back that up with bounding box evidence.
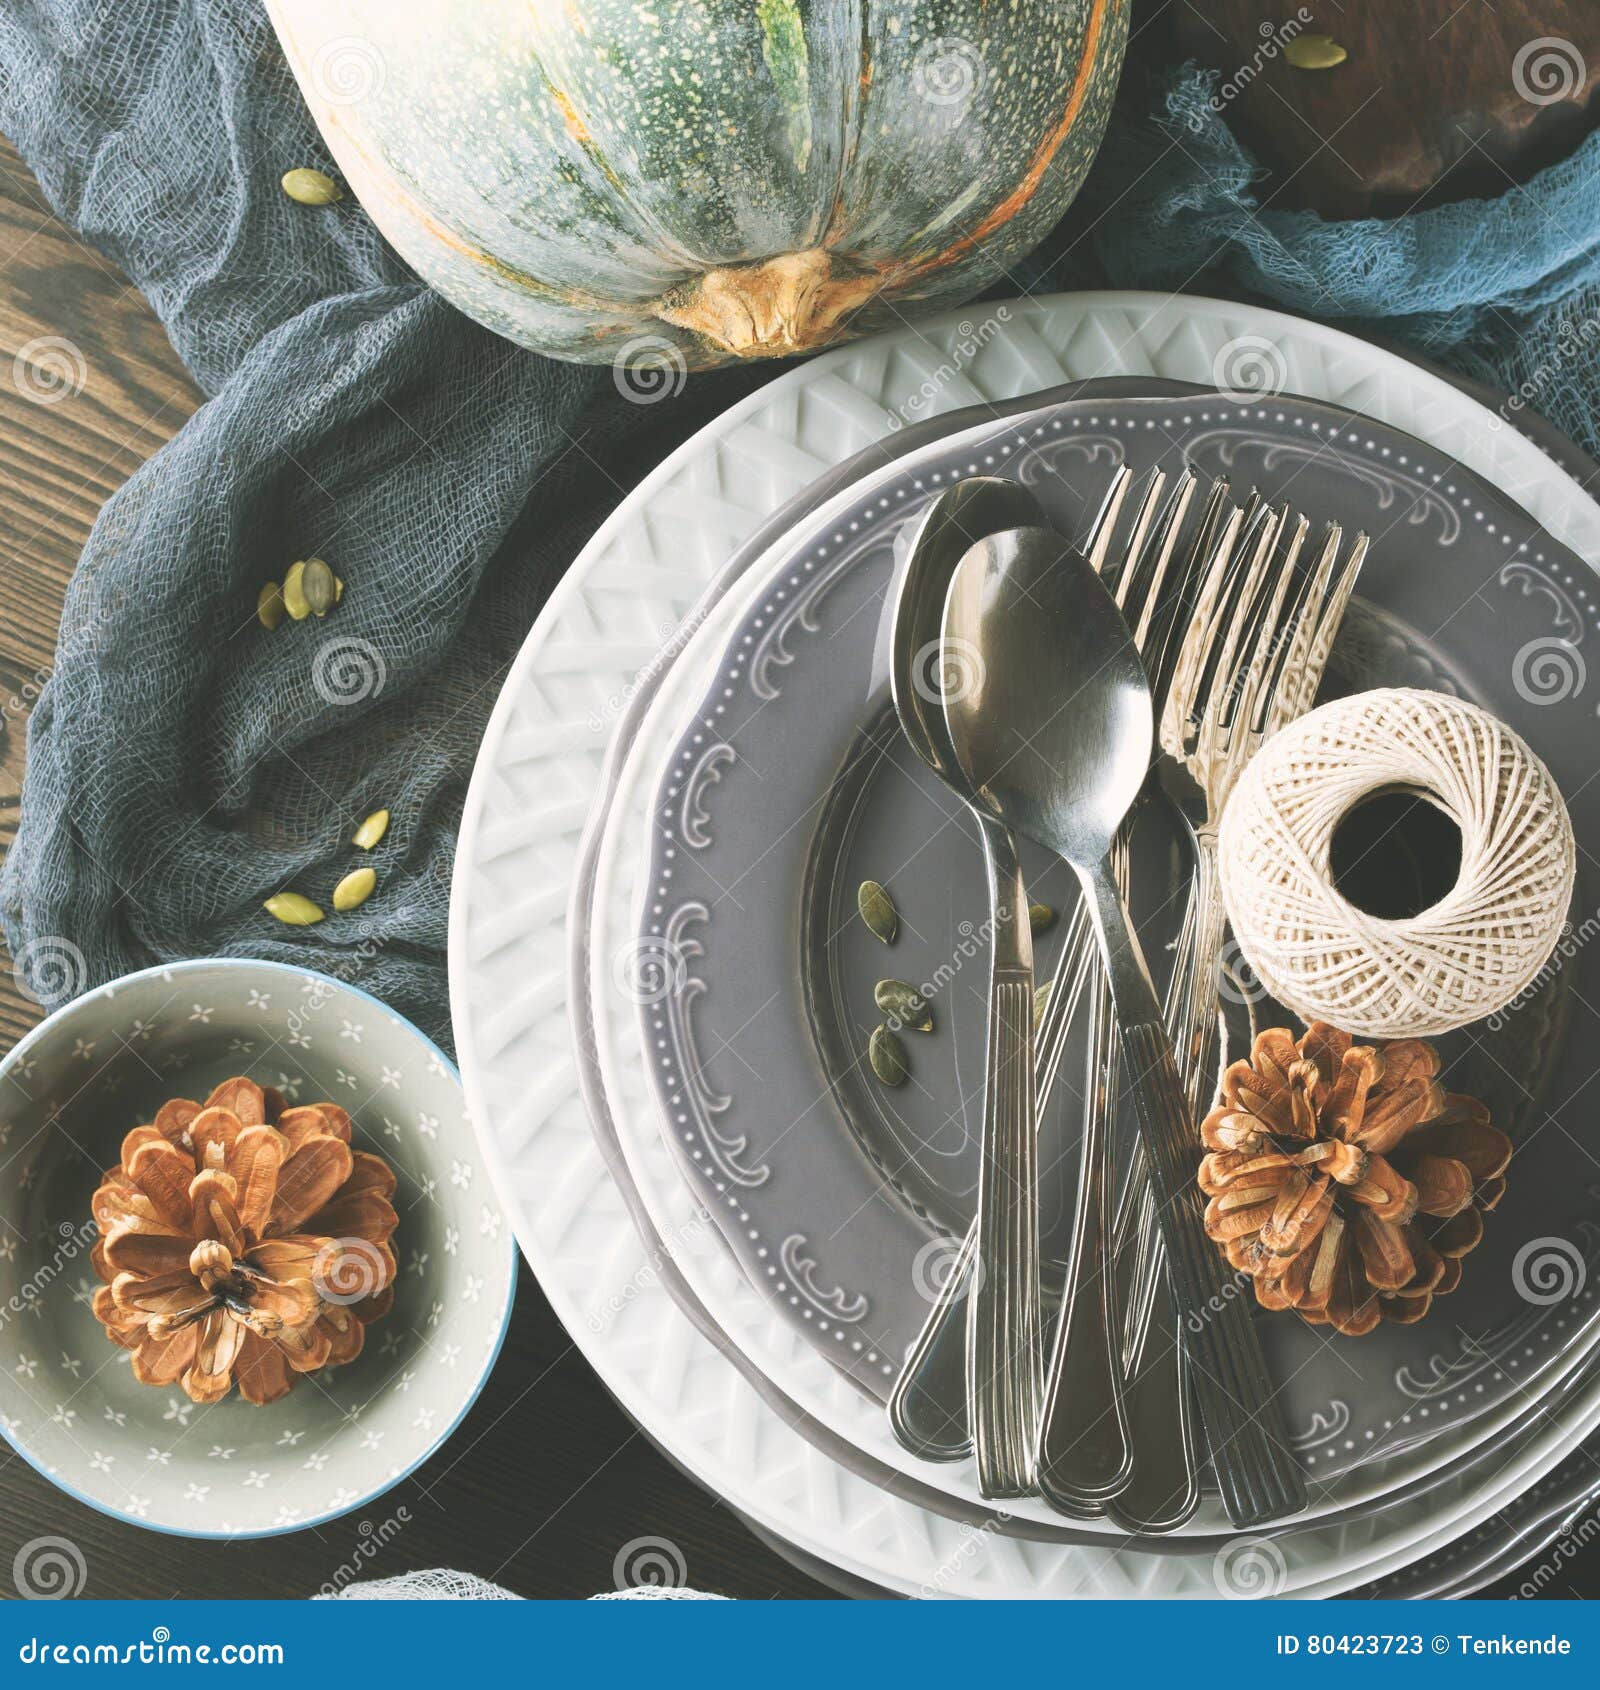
[0,958,515,1539]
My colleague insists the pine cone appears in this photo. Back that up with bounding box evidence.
[1200,1022,1510,1336]
[90,1077,399,1404]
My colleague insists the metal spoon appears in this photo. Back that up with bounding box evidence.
[942,526,1308,1529]
[884,477,1048,1498]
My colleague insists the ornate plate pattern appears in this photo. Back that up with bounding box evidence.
[452,292,1600,1596]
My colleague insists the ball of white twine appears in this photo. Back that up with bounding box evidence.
[1219,688,1575,1039]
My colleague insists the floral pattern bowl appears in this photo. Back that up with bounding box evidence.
[0,958,514,1537]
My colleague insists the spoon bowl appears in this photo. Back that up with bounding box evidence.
[890,478,1046,786]
[942,528,1152,866]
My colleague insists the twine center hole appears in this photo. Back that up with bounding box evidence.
[1329,786,1463,921]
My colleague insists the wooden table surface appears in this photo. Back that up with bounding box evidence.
[0,132,1586,1604]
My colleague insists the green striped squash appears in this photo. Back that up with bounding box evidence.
[269,1,1128,368]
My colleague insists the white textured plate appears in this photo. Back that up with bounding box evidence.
[452,292,1600,1596]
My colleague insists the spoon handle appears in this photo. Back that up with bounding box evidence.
[1107,1210,1202,1534]
[967,813,1043,1499]
[887,897,1094,1462]
[1077,853,1307,1529]
[1034,931,1130,1513]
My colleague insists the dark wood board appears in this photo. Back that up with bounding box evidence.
[0,123,1589,1601]
[1172,0,1600,216]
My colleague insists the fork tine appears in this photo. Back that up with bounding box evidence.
[1290,530,1369,721]
[1187,502,1282,744]
[1255,521,1339,735]
[1108,470,1167,611]
[1170,486,1248,685]
[1235,489,1264,540]
[1232,513,1308,734]
[1085,464,1135,574]
[1206,501,1277,657]
[1160,499,1246,752]
[1140,474,1221,718]
[1186,475,1235,586]
[1127,471,1197,658]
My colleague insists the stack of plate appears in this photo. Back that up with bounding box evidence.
[451,293,1600,1598]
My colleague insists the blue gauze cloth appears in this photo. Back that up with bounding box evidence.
[1040,64,1600,455]
[3,22,1599,1049]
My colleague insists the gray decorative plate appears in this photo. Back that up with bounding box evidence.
[590,393,1600,1552]
[638,388,1600,1487]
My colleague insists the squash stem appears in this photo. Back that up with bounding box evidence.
[655,249,882,360]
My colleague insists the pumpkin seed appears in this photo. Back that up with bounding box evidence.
[257,581,285,632]
[281,167,343,205]
[302,557,337,617]
[1284,33,1346,69]
[858,879,898,944]
[282,560,311,621]
[333,867,376,912]
[334,575,346,605]
[1028,902,1056,935]
[1033,981,1053,1030]
[869,1024,908,1087]
[874,978,932,1033]
[352,809,390,850]
[264,892,324,926]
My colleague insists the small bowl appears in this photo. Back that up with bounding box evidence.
[0,958,514,1537]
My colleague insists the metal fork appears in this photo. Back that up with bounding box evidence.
[1131,514,1369,1290]
[1116,515,1367,1281]
[1101,510,1369,1529]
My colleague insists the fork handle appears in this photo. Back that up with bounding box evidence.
[1078,853,1306,1529]
[1173,834,1227,1118]
[1110,830,1224,1528]
[967,814,1043,1499]
[1116,834,1226,1360]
